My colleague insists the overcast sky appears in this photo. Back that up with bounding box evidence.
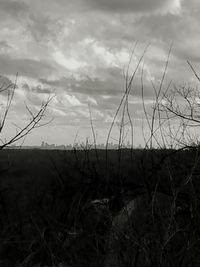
[0,0,200,146]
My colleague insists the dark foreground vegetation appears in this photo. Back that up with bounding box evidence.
[0,147,200,266]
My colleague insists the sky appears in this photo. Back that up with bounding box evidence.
[0,0,200,147]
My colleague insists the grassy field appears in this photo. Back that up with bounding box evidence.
[0,148,200,266]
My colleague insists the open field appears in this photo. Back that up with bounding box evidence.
[0,148,200,266]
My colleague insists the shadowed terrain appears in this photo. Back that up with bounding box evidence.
[0,148,200,266]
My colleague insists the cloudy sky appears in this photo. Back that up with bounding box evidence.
[0,0,199,146]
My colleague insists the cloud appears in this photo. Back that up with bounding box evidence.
[26,13,65,43]
[24,0,182,16]
[0,41,13,52]
[22,83,53,94]
[40,71,125,96]
[0,75,15,96]
[83,0,182,14]
[59,93,84,107]
[0,0,28,19]
[53,50,88,70]
[0,54,56,78]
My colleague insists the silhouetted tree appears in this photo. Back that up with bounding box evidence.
[0,73,52,149]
